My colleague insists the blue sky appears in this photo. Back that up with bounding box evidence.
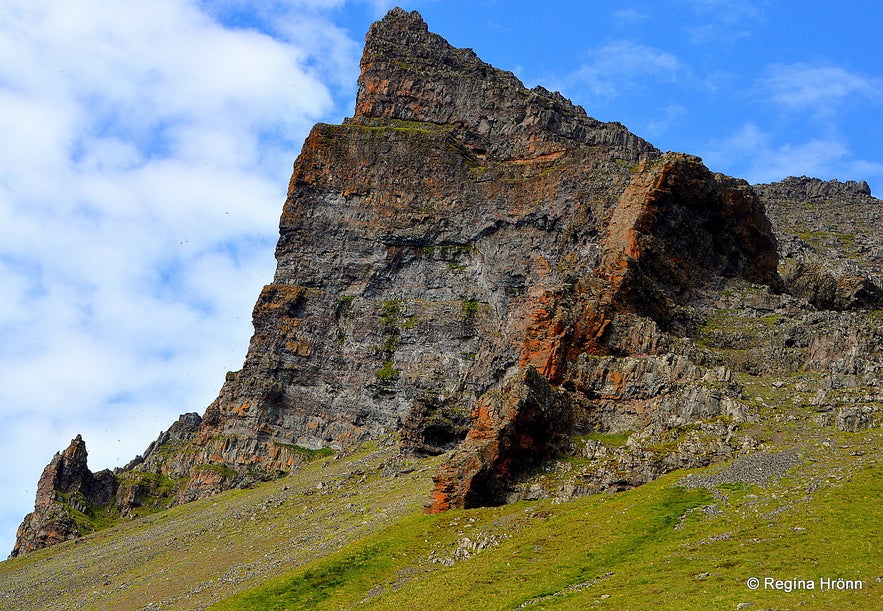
[0,0,880,556]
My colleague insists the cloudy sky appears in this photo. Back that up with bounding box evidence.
[1,0,880,555]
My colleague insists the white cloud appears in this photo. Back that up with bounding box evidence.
[700,122,883,190]
[568,40,682,100]
[678,0,765,43]
[760,63,883,116]
[0,0,359,556]
[679,0,763,20]
[613,8,650,22]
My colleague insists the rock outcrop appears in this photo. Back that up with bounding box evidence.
[11,436,115,557]
[428,150,778,511]
[13,8,882,555]
[430,366,572,511]
[148,6,669,488]
[755,176,882,311]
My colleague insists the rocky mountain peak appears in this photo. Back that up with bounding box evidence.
[12,8,882,557]
[354,8,657,162]
[38,435,89,505]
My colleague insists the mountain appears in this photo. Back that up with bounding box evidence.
[10,8,882,589]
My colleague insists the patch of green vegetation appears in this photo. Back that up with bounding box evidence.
[334,296,354,345]
[53,490,116,535]
[142,437,193,463]
[369,299,411,382]
[379,299,403,327]
[614,158,641,173]
[468,164,487,178]
[714,481,745,492]
[793,229,857,249]
[196,463,239,479]
[374,334,400,354]
[117,470,180,512]
[66,504,100,535]
[347,118,455,135]
[438,244,475,256]
[272,442,336,460]
[117,470,177,490]
[701,309,781,334]
[335,296,354,313]
[87,501,122,531]
[757,313,783,326]
[217,542,393,609]
[56,470,184,537]
[461,298,480,321]
[214,478,715,610]
[376,360,399,381]
[581,431,632,448]
[8,427,883,611]
[215,448,883,611]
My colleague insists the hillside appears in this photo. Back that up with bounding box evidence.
[2,426,881,609]
[4,7,882,610]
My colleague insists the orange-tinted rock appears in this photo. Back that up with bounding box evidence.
[431,153,781,512]
[428,366,571,512]
[11,435,116,557]
[17,8,803,552]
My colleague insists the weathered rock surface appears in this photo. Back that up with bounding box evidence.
[755,176,882,310]
[11,436,115,558]
[13,8,883,555]
[430,366,572,511]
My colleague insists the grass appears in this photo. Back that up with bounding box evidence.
[379,299,403,327]
[334,296,354,344]
[461,298,480,320]
[376,360,399,381]
[214,540,396,609]
[272,442,336,460]
[212,437,883,610]
[581,431,632,448]
[373,299,404,380]
[347,118,456,134]
[0,440,439,611]
[3,425,882,610]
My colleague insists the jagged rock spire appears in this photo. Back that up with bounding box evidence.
[11,435,115,557]
[354,8,657,161]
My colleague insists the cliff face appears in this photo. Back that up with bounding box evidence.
[150,7,670,487]
[13,8,882,556]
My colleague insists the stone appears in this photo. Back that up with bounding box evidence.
[14,8,883,554]
[428,366,572,511]
[11,435,115,558]
[756,176,883,311]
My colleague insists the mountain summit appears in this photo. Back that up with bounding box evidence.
[12,8,881,558]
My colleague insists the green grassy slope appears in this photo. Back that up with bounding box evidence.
[213,429,883,611]
[3,423,879,611]
[0,440,441,610]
